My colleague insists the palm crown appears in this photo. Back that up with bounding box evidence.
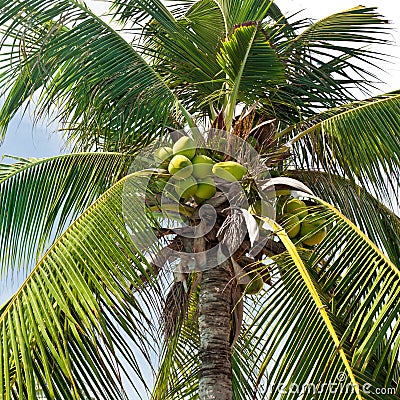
[0,0,400,399]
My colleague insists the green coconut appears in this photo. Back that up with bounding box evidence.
[195,176,216,200]
[242,271,264,295]
[283,198,308,220]
[192,155,214,178]
[279,213,301,239]
[154,146,173,166]
[174,176,198,199]
[300,215,327,246]
[172,136,196,159]
[168,155,193,180]
[212,161,247,182]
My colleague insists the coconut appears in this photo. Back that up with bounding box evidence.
[195,176,216,200]
[279,214,301,238]
[168,155,193,180]
[212,161,247,182]
[172,136,196,159]
[174,176,198,199]
[242,271,264,295]
[154,146,173,166]
[283,198,308,219]
[300,215,327,246]
[192,155,214,178]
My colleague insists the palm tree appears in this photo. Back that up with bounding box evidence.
[0,0,399,399]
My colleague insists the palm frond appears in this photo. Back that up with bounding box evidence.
[280,91,400,208]
[242,199,400,398]
[138,0,226,117]
[287,170,400,264]
[310,199,400,384]
[0,0,178,151]
[216,22,286,129]
[262,6,391,122]
[110,0,180,28]
[0,152,129,275]
[213,0,285,33]
[0,173,165,398]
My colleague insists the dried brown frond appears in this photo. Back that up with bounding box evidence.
[230,284,244,346]
[211,109,226,130]
[232,108,256,140]
[162,281,189,340]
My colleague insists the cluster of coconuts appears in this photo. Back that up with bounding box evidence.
[153,136,247,203]
[278,198,327,246]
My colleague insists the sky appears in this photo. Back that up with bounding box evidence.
[0,0,399,397]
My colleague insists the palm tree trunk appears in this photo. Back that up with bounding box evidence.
[198,258,233,399]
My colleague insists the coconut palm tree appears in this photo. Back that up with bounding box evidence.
[0,0,400,399]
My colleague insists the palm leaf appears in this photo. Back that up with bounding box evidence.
[243,199,400,398]
[262,6,391,122]
[213,0,285,33]
[110,0,180,28]
[287,170,400,263]
[216,22,286,129]
[0,173,166,398]
[142,0,226,116]
[309,199,400,384]
[280,91,400,208]
[0,0,179,151]
[0,152,130,275]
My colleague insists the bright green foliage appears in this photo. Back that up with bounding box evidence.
[0,0,399,399]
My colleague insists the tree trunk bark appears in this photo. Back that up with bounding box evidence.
[198,258,233,400]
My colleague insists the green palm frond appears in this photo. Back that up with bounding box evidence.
[0,0,179,151]
[287,170,400,263]
[310,200,400,382]
[263,6,391,122]
[244,200,400,399]
[213,0,284,33]
[216,22,286,129]
[0,152,129,276]
[110,0,180,28]
[0,1,399,398]
[1,174,165,398]
[142,0,226,115]
[279,91,400,207]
